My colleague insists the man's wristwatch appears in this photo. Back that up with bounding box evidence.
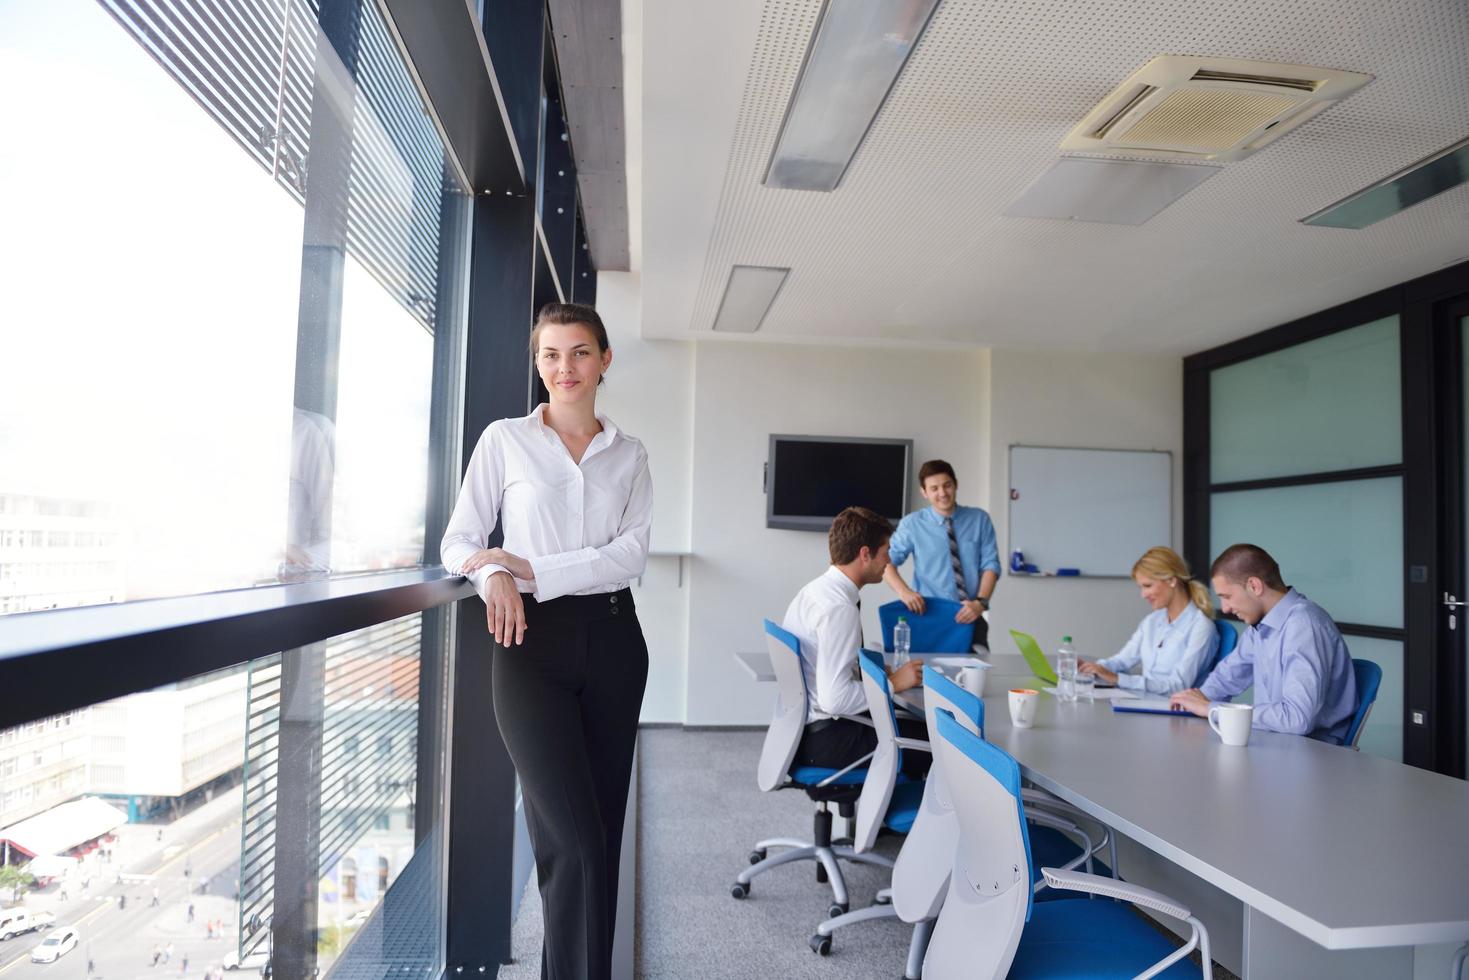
[976,596,991,610]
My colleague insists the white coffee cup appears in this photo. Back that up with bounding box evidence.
[960,663,989,698]
[1008,688,1039,729]
[1208,703,1254,746]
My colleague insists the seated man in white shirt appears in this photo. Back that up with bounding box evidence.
[783,506,927,778]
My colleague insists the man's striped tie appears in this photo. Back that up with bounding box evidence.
[944,516,967,599]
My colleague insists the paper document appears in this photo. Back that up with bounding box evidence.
[1041,686,1139,701]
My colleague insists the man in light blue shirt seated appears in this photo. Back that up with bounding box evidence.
[1170,544,1357,744]
[883,459,1001,650]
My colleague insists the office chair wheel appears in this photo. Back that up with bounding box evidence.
[874,892,891,905]
[827,902,847,919]
[748,849,766,865]
[809,934,832,956]
[815,864,828,883]
[730,882,748,900]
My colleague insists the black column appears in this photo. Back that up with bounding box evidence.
[445,189,538,971]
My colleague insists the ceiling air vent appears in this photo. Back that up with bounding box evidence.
[1062,56,1372,162]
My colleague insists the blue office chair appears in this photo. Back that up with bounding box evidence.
[732,621,894,917]
[809,649,930,965]
[816,662,1110,973]
[878,598,975,653]
[1345,658,1382,750]
[924,709,1212,979]
[1193,617,1237,688]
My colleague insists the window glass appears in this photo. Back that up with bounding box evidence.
[1210,477,1402,629]
[1209,316,1400,484]
[0,609,449,979]
[0,0,469,615]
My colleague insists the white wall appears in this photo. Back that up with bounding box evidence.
[683,341,989,725]
[596,275,1185,725]
[595,272,693,722]
[984,349,1184,667]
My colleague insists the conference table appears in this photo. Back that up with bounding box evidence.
[735,649,1469,978]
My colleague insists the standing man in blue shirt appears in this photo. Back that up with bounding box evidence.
[883,459,1002,650]
[1170,543,1358,743]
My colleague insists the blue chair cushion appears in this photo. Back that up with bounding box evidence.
[790,765,866,787]
[1010,899,1201,978]
[1029,826,1111,902]
[882,779,925,833]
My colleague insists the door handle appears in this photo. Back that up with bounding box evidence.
[1443,592,1468,608]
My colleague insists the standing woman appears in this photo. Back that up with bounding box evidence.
[440,303,651,979]
[1079,546,1219,695]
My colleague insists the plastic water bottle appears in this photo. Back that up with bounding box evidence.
[893,616,912,668]
[1057,635,1078,702]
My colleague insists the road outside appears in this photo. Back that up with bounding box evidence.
[0,788,245,980]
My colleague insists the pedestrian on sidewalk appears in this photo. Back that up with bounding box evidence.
[151,885,160,907]
[164,941,174,964]
[151,943,162,967]
[180,953,189,975]
[187,902,195,923]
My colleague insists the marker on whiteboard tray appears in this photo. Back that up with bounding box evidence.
[1056,568,1081,576]
[1010,550,1039,574]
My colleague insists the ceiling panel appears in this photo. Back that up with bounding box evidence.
[643,0,1469,352]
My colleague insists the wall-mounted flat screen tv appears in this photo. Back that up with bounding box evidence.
[766,435,913,531]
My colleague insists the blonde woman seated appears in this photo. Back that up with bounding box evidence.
[1079,546,1220,695]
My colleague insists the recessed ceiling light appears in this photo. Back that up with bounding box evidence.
[1003,157,1219,225]
[711,266,790,333]
[763,0,943,192]
[1302,136,1469,229]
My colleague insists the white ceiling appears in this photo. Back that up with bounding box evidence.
[638,0,1469,353]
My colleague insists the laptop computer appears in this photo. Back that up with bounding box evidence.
[1009,629,1058,685]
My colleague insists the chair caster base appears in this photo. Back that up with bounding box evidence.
[730,882,748,900]
[748,849,766,865]
[874,893,892,905]
[816,864,828,883]
[809,934,832,956]
[828,902,848,918]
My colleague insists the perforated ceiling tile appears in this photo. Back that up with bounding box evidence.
[672,0,1469,352]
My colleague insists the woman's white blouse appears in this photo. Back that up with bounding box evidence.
[440,405,652,603]
[1097,602,1219,695]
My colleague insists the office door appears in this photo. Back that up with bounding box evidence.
[1440,299,1469,778]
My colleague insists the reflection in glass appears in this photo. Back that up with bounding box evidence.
[0,608,446,980]
[1210,316,1400,484]
[1210,477,1403,629]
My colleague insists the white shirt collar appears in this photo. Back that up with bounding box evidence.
[822,564,861,605]
[530,402,620,457]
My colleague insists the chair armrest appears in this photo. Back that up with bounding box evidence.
[894,736,931,754]
[815,750,875,787]
[1041,868,1191,920]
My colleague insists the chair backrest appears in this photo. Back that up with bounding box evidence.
[756,620,810,793]
[879,598,975,653]
[1346,658,1382,750]
[852,649,903,852]
[1195,617,1237,687]
[924,709,1032,980]
[891,666,984,924]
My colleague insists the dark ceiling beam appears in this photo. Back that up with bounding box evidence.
[547,0,631,270]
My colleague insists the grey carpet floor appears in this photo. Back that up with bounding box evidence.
[501,727,1234,979]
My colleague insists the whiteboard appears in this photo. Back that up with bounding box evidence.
[1007,446,1171,578]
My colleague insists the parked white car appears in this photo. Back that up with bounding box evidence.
[30,926,78,963]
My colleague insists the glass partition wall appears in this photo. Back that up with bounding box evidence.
[1185,263,1469,775]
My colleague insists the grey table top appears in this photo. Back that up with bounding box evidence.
[894,657,1469,950]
